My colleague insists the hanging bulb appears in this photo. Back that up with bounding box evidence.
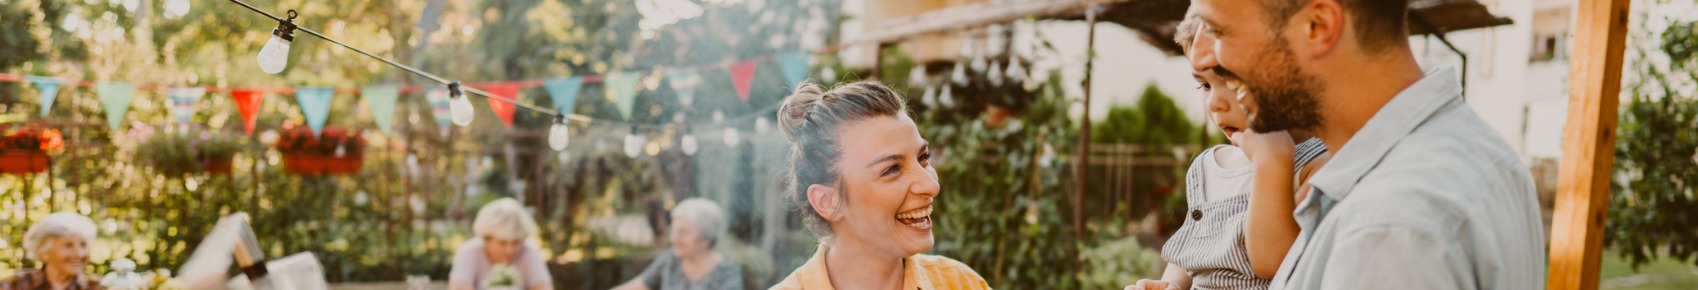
[257,10,298,74]
[623,127,644,158]
[645,140,661,156]
[448,81,474,126]
[820,67,836,83]
[987,61,1004,86]
[712,110,726,123]
[1006,59,1027,85]
[970,55,988,72]
[547,116,570,151]
[951,62,969,86]
[909,65,928,86]
[920,85,938,107]
[939,85,956,108]
[958,37,976,59]
[334,144,347,157]
[681,133,699,156]
[556,151,571,164]
[754,117,771,135]
[723,128,741,147]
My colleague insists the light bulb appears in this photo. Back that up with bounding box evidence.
[1006,60,1027,85]
[755,117,770,134]
[547,118,570,151]
[952,63,968,85]
[958,37,976,58]
[257,10,297,74]
[921,86,938,107]
[556,151,571,164]
[970,55,987,72]
[623,129,644,158]
[820,67,836,83]
[712,110,725,123]
[645,141,661,156]
[681,134,698,156]
[334,145,347,157]
[909,65,928,86]
[939,85,955,108]
[449,82,474,126]
[723,128,741,147]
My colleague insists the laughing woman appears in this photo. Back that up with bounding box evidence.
[768,81,989,290]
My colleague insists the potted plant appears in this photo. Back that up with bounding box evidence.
[138,132,243,176]
[274,126,365,175]
[0,127,63,174]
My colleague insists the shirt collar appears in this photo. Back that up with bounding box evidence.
[1307,67,1462,201]
[793,243,930,290]
[21,268,93,290]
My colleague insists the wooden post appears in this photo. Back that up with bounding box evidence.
[1075,3,1098,245]
[1547,0,1631,289]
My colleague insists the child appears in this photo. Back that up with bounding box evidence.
[1126,18,1331,290]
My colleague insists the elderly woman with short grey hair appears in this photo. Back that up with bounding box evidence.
[612,198,743,290]
[450,198,552,290]
[2,212,102,290]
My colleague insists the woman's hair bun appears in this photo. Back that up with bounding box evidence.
[777,82,826,143]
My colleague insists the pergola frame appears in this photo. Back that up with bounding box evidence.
[853,1,1633,289]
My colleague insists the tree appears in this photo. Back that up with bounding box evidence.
[1608,14,1698,270]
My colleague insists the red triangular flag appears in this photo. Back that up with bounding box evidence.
[729,61,758,102]
[482,83,520,129]
[231,89,264,135]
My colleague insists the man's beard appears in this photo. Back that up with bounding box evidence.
[1227,38,1324,133]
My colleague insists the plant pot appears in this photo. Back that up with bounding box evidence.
[0,151,49,174]
[282,152,363,175]
[203,156,234,175]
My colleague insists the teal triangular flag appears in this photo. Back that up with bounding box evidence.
[168,87,206,125]
[25,76,62,117]
[362,85,400,134]
[668,72,700,107]
[543,77,583,116]
[295,87,335,137]
[98,83,136,132]
[777,51,810,87]
[604,73,641,120]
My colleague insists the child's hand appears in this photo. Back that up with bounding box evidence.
[1232,129,1296,163]
[1124,279,1179,290]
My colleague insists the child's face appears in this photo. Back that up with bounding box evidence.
[1191,64,1251,145]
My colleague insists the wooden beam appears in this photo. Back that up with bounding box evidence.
[1548,0,1631,289]
[846,0,1129,46]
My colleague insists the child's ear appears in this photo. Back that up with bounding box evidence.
[807,184,844,222]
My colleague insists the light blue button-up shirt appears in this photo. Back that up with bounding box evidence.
[1270,68,1547,290]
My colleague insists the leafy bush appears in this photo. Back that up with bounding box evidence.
[1077,236,1165,289]
[137,132,243,176]
[1608,16,1698,269]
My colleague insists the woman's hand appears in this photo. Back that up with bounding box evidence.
[1124,279,1180,290]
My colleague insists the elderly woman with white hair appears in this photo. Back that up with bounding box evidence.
[3,212,102,290]
[612,198,743,290]
[449,198,553,290]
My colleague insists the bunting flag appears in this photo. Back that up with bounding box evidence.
[97,83,136,132]
[604,72,641,120]
[482,84,520,129]
[667,72,700,108]
[729,61,758,102]
[231,89,264,135]
[362,85,400,134]
[776,51,810,88]
[543,77,582,116]
[295,86,335,137]
[425,88,453,136]
[25,76,62,116]
[167,87,206,126]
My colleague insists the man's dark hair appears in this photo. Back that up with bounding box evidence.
[1267,0,1410,51]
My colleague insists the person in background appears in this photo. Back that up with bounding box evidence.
[612,198,744,290]
[768,81,989,290]
[3,212,103,290]
[450,198,553,290]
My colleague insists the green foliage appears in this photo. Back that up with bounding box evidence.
[136,131,243,176]
[1093,84,1198,147]
[1608,15,1698,270]
[1076,236,1164,290]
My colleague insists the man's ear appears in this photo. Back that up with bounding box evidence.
[1300,0,1347,58]
[807,184,844,222]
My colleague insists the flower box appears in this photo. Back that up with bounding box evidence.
[275,126,366,175]
[0,151,49,174]
[281,152,363,175]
